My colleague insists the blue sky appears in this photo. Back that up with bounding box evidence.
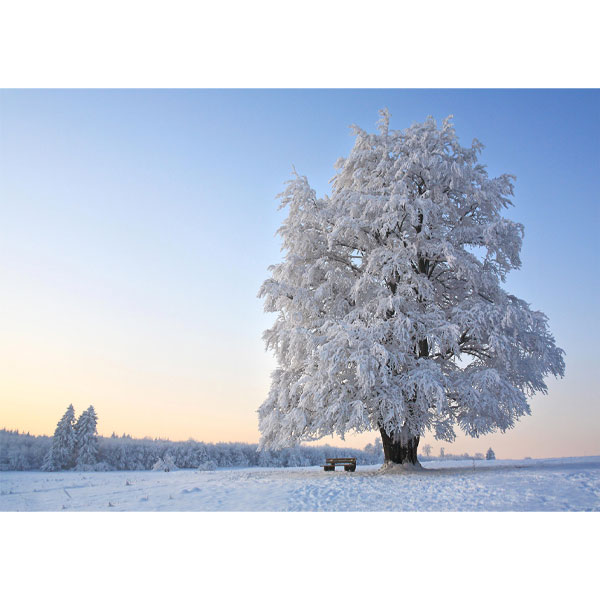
[1,89,598,457]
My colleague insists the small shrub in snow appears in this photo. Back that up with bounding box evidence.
[152,454,177,472]
[151,458,165,471]
[196,460,217,471]
[74,461,110,472]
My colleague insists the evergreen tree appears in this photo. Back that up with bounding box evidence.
[43,404,76,470]
[486,447,496,460]
[258,112,565,464]
[75,406,99,468]
[0,431,9,471]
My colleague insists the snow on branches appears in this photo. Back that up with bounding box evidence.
[43,404,77,471]
[258,112,565,451]
[43,405,100,471]
[75,406,99,468]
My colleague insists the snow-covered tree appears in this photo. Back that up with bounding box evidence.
[422,444,432,457]
[373,437,383,456]
[258,111,565,465]
[152,453,177,472]
[43,404,77,471]
[74,405,99,468]
[486,447,496,460]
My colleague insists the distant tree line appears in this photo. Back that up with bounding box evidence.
[0,405,385,471]
[0,405,495,472]
[0,427,385,471]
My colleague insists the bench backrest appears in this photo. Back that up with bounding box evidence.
[325,457,356,463]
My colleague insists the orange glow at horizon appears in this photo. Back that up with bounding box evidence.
[0,294,597,458]
[3,352,599,459]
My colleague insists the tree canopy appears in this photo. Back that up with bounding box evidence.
[258,111,565,457]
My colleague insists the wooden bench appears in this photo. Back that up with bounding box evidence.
[322,457,356,472]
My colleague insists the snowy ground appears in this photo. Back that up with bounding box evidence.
[1,456,598,511]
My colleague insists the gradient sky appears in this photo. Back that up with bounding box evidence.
[1,89,598,459]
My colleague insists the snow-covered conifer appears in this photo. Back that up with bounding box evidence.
[43,404,77,470]
[486,447,496,460]
[74,406,99,468]
[258,112,565,465]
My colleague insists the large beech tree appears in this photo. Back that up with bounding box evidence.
[258,112,564,465]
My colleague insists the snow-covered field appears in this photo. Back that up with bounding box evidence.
[1,456,598,511]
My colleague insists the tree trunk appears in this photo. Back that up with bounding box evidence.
[379,427,420,465]
[380,228,427,467]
